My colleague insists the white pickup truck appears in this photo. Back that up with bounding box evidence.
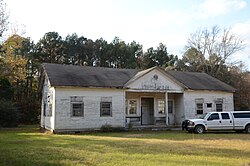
[182,111,250,134]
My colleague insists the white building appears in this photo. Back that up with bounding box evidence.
[40,63,235,132]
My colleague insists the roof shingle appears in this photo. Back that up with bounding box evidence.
[42,63,235,92]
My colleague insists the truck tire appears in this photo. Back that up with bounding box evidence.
[245,125,250,134]
[194,125,205,134]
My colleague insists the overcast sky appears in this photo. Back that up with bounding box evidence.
[6,0,250,70]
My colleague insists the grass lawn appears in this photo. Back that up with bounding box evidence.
[0,126,250,166]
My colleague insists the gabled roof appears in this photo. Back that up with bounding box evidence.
[166,70,235,92]
[42,63,139,88]
[42,63,235,92]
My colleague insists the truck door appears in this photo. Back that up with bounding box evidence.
[206,113,221,130]
[220,113,234,130]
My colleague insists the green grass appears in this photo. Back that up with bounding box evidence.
[0,126,250,166]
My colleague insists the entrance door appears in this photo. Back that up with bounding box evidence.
[141,98,154,125]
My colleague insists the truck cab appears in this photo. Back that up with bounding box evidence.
[183,111,250,134]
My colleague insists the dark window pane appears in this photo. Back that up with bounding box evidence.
[208,113,219,120]
[207,103,212,108]
[168,101,173,113]
[221,113,230,119]
[72,103,84,117]
[101,102,112,116]
[196,103,203,114]
[216,104,223,112]
[233,113,250,118]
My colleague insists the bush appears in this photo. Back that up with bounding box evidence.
[0,100,19,127]
[100,123,113,132]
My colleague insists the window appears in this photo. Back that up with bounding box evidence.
[215,98,223,112]
[100,102,112,116]
[216,103,223,112]
[71,96,84,117]
[221,113,230,119]
[158,99,165,114]
[207,103,212,108]
[72,103,84,116]
[196,103,203,114]
[168,100,174,113]
[208,113,219,120]
[233,113,250,118]
[127,99,137,115]
[43,103,46,116]
[195,98,204,115]
[47,103,52,116]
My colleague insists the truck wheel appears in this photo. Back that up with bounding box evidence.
[245,125,250,134]
[194,125,205,134]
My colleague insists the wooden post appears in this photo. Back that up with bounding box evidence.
[165,92,168,125]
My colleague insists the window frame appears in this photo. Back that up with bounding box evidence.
[47,103,52,117]
[127,99,138,116]
[221,113,230,119]
[71,103,84,117]
[195,98,204,115]
[206,103,212,108]
[208,113,219,120]
[196,103,204,115]
[100,102,112,117]
[168,100,174,114]
[70,96,84,117]
[157,99,165,115]
[43,103,46,117]
[216,103,223,112]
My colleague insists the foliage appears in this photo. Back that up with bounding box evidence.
[137,43,178,69]
[1,35,27,83]
[0,99,19,127]
[0,78,13,100]
[100,123,113,132]
[229,66,250,110]
[35,32,64,63]
[176,25,249,110]
[176,25,245,79]
[0,34,39,124]
[0,127,250,165]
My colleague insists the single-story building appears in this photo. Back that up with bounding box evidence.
[40,63,235,132]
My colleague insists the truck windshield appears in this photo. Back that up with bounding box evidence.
[200,113,210,119]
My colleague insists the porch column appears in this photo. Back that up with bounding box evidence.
[165,92,168,125]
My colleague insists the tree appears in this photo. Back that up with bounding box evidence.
[176,25,249,110]
[64,33,87,65]
[0,0,8,39]
[178,25,245,79]
[35,32,64,63]
[94,38,109,67]
[138,43,178,69]
[1,34,27,84]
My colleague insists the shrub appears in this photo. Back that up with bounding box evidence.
[0,99,19,127]
[100,123,113,132]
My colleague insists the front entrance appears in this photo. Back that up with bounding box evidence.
[141,98,154,125]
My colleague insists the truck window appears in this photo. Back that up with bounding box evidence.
[207,113,219,120]
[233,113,250,118]
[221,113,230,119]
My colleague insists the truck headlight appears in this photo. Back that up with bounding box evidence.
[189,121,195,126]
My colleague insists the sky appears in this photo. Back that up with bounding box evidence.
[6,0,250,70]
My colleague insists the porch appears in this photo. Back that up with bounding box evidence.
[125,91,184,128]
